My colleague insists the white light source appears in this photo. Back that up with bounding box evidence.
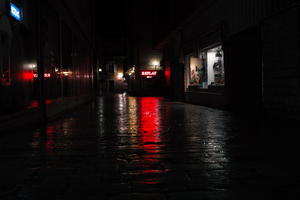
[152,60,160,66]
[117,72,123,80]
[98,68,102,72]
[27,64,37,70]
[62,71,72,76]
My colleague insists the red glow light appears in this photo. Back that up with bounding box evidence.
[141,71,157,76]
[28,99,54,109]
[165,66,171,84]
[23,72,34,81]
[15,72,34,81]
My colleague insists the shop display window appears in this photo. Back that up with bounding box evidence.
[189,45,224,88]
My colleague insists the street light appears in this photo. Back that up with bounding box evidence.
[117,72,123,80]
[152,60,160,70]
[152,60,159,66]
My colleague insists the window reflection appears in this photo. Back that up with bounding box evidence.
[97,97,105,136]
[116,93,127,133]
[128,97,138,134]
[46,125,55,154]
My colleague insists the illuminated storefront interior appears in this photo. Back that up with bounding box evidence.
[189,45,224,88]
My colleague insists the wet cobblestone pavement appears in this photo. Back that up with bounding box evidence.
[1,94,300,200]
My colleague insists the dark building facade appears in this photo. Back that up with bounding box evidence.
[97,57,125,94]
[95,0,165,96]
[95,1,127,95]
[0,0,95,122]
[154,0,300,118]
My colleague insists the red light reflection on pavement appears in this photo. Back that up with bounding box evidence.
[28,99,54,109]
[46,125,55,154]
[31,125,56,155]
[31,131,40,149]
[137,97,166,184]
[139,97,160,154]
[142,169,169,174]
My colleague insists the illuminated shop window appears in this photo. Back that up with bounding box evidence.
[189,45,224,88]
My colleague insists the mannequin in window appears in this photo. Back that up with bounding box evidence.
[190,69,196,84]
[213,50,224,85]
[199,66,206,87]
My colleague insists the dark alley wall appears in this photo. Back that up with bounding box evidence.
[0,0,94,116]
[153,0,300,118]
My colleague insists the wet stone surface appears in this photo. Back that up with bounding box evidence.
[0,94,300,200]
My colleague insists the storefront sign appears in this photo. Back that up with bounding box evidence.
[10,2,22,21]
[33,73,51,78]
[141,70,157,79]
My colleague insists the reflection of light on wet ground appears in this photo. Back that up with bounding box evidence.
[204,112,229,165]
[31,119,74,156]
[31,125,56,155]
[4,94,296,198]
[46,125,55,154]
[182,106,230,189]
[137,97,166,184]
[128,97,138,134]
[97,97,105,136]
[27,99,54,109]
[61,119,74,137]
[139,97,161,153]
[116,93,128,133]
[115,96,168,185]
[31,131,40,149]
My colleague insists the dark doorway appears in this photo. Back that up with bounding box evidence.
[225,26,263,112]
[171,62,185,100]
[108,80,115,92]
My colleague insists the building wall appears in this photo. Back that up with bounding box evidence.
[0,0,94,116]
[126,0,162,94]
[262,7,300,117]
[225,0,299,35]
[155,0,300,116]
[99,59,124,93]
[179,0,299,43]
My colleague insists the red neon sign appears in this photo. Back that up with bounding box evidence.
[141,71,157,76]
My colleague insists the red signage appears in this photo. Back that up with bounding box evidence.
[141,71,157,76]
[141,71,157,78]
